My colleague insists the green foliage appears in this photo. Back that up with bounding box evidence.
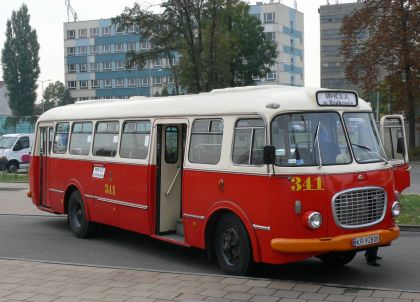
[1,4,40,116]
[42,81,74,112]
[396,195,420,225]
[113,0,277,93]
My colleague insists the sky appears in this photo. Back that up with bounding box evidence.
[0,0,355,102]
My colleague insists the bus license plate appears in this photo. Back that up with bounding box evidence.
[352,234,380,247]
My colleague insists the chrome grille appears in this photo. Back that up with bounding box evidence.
[332,187,387,229]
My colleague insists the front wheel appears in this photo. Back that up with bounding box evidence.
[68,190,98,238]
[319,251,356,266]
[215,214,252,275]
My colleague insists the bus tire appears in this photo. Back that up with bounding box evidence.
[319,251,356,266]
[215,213,252,275]
[68,190,97,238]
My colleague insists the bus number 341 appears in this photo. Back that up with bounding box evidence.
[104,184,116,196]
[291,176,324,191]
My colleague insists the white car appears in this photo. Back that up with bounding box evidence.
[0,133,34,172]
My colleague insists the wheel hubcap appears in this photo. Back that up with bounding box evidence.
[72,203,83,228]
[221,228,240,265]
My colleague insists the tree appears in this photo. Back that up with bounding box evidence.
[341,0,420,147]
[1,4,40,116]
[113,0,277,93]
[42,81,73,112]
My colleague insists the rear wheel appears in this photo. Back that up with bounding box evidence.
[68,190,99,238]
[215,213,252,275]
[319,251,356,266]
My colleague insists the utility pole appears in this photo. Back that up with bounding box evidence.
[39,79,51,113]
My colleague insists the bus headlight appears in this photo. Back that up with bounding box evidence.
[307,211,322,229]
[391,201,401,217]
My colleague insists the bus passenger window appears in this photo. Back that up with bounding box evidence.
[69,122,93,155]
[189,119,223,165]
[165,126,178,163]
[232,119,265,165]
[93,121,120,157]
[53,122,70,154]
[120,121,151,159]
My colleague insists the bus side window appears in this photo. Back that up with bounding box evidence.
[232,118,265,165]
[69,122,93,155]
[93,121,120,157]
[189,119,223,165]
[53,122,70,154]
[120,120,151,159]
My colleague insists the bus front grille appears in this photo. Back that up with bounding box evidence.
[332,187,387,229]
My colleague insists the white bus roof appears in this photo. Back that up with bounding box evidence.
[38,86,371,122]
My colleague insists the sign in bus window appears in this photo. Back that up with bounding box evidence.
[120,121,151,159]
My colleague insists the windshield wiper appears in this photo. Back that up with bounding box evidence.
[351,143,388,164]
[313,121,322,168]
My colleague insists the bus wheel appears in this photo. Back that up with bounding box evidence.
[215,214,252,275]
[319,251,356,266]
[68,190,97,238]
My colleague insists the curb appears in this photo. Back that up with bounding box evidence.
[399,224,420,232]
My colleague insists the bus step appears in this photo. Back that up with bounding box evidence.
[176,218,184,236]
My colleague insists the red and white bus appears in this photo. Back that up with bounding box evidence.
[29,86,409,275]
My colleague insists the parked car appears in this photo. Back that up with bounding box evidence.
[0,133,34,172]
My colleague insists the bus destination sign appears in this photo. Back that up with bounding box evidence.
[316,91,358,107]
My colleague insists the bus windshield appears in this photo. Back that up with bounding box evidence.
[0,136,17,149]
[343,112,387,163]
[271,112,352,166]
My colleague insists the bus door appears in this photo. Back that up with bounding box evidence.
[39,126,53,208]
[380,115,410,192]
[154,119,187,241]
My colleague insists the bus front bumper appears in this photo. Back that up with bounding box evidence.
[270,226,400,253]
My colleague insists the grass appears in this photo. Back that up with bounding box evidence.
[396,195,420,225]
[0,172,28,182]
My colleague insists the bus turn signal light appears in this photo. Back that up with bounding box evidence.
[26,191,32,198]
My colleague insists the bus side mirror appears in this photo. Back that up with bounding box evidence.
[397,137,405,154]
[263,145,276,165]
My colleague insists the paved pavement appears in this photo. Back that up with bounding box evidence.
[0,258,420,302]
[1,182,420,301]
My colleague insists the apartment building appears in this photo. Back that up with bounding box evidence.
[64,19,175,102]
[250,1,304,87]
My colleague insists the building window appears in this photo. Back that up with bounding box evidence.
[115,43,124,52]
[78,28,87,38]
[291,39,295,51]
[102,26,111,35]
[91,80,100,88]
[66,30,75,39]
[128,25,136,33]
[120,121,151,159]
[69,122,93,156]
[251,14,260,21]
[102,44,111,53]
[264,12,275,23]
[128,78,137,86]
[93,121,120,157]
[67,47,75,56]
[167,76,174,84]
[232,119,265,165]
[267,71,277,81]
[290,21,294,33]
[153,58,162,67]
[104,79,112,87]
[103,61,112,70]
[79,46,87,54]
[127,42,136,51]
[140,40,149,49]
[68,81,77,89]
[252,75,260,81]
[90,45,99,53]
[189,119,223,165]
[116,61,125,70]
[90,27,99,37]
[167,57,177,66]
[264,32,275,41]
[68,64,76,73]
[80,80,88,89]
[115,25,124,35]
[291,57,295,71]
[116,78,124,87]
[154,77,162,85]
[79,63,87,72]
[140,77,149,86]
[91,62,100,71]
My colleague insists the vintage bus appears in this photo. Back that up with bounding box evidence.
[29,86,410,275]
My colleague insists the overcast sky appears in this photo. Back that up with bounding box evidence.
[0,0,355,102]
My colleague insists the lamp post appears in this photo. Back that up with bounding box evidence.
[39,79,51,113]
